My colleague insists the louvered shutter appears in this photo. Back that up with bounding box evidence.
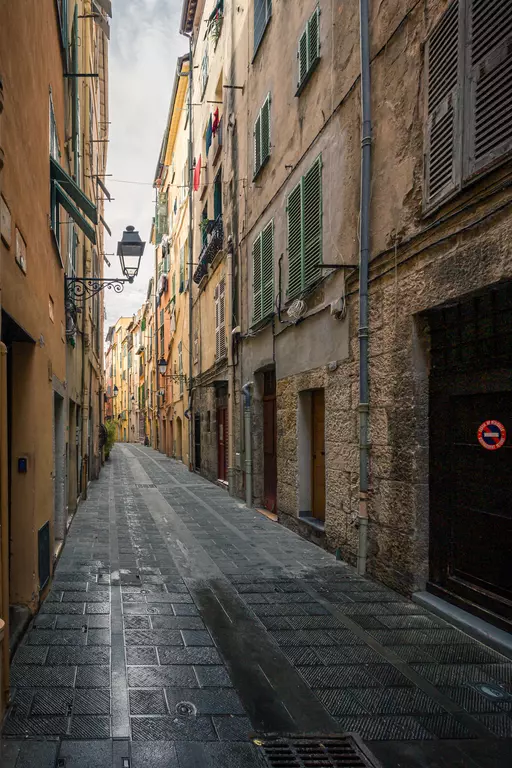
[214,284,220,359]
[254,113,262,176]
[219,279,227,358]
[308,8,320,70]
[298,30,308,88]
[303,156,322,289]
[261,95,271,165]
[252,235,263,324]
[465,0,512,177]
[424,1,461,208]
[287,183,303,299]
[261,221,274,317]
[254,0,271,52]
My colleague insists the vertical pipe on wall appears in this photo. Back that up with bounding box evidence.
[0,344,10,710]
[186,34,194,472]
[357,0,372,576]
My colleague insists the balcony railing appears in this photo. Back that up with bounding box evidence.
[193,215,223,284]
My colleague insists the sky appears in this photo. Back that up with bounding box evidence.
[103,0,187,332]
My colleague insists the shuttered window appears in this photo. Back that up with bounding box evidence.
[252,220,274,325]
[178,342,184,395]
[179,243,185,292]
[215,279,227,360]
[254,94,271,178]
[424,1,512,209]
[466,0,512,177]
[287,155,323,300]
[254,0,272,56]
[297,6,320,94]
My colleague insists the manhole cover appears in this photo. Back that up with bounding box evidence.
[176,701,197,717]
[470,682,512,702]
[254,734,382,768]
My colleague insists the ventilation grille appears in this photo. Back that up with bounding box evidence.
[255,735,381,768]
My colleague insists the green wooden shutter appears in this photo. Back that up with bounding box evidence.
[254,113,262,175]
[261,95,271,165]
[252,235,262,324]
[308,7,320,70]
[287,183,303,299]
[261,220,274,317]
[298,29,308,88]
[303,155,322,289]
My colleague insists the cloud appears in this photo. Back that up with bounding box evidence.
[103,0,187,332]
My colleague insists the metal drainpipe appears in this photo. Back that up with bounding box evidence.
[241,383,253,508]
[357,0,372,576]
[226,238,235,496]
[186,33,194,472]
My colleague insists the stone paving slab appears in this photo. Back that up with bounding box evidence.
[1,445,511,767]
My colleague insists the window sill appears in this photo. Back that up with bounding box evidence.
[250,313,274,332]
[299,513,325,533]
[253,154,270,182]
[295,58,320,97]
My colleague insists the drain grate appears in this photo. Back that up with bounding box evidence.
[134,483,155,488]
[255,734,382,768]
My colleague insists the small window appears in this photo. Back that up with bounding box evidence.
[254,0,272,56]
[254,94,271,178]
[214,279,227,360]
[49,295,55,323]
[296,7,320,95]
[15,228,27,274]
[200,46,209,98]
[287,155,323,299]
[252,220,274,325]
[207,410,211,432]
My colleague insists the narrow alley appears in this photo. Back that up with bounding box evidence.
[1,447,511,768]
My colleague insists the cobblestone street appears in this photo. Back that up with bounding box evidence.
[1,445,512,767]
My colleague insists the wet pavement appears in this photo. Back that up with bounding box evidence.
[1,444,512,767]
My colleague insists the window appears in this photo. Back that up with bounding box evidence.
[179,244,185,292]
[252,220,274,325]
[67,225,77,277]
[200,45,209,98]
[49,92,60,161]
[201,205,208,247]
[287,155,322,299]
[254,94,271,178]
[214,278,226,360]
[214,169,222,220]
[172,273,176,301]
[178,342,184,396]
[254,0,272,56]
[424,1,512,210]
[49,296,55,322]
[181,161,188,203]
[297,6,320,95]
[155,189,168,246]
[207,410,211,432]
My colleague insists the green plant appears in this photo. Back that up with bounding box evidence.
[104,420,117,460]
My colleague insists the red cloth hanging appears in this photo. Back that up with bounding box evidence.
[212,108,220,136]
[193,155,201,192]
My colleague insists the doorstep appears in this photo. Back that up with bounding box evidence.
[413,590,512,661]
[256,507,278,522]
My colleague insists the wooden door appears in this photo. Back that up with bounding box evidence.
[217,406,227,481]
[311,390,325,521]
[263,371,277,511]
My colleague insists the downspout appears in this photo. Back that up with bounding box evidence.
[241,382,253,508]
[185,33,194,472]
[357,0,372,576]
[227,238,235,495]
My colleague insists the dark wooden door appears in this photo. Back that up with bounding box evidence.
[194,412,201,470]
[311,390,325,521]
[432,391,512,615]
[263,371,277,511]
[217,406,227,481]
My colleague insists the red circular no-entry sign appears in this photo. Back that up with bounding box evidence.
[477,420,506,451]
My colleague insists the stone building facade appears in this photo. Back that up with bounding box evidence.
[130,0,512,630]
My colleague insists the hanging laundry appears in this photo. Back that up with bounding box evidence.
[212,108,220,137]
[205,114,213,157]
[193,155,201,191]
